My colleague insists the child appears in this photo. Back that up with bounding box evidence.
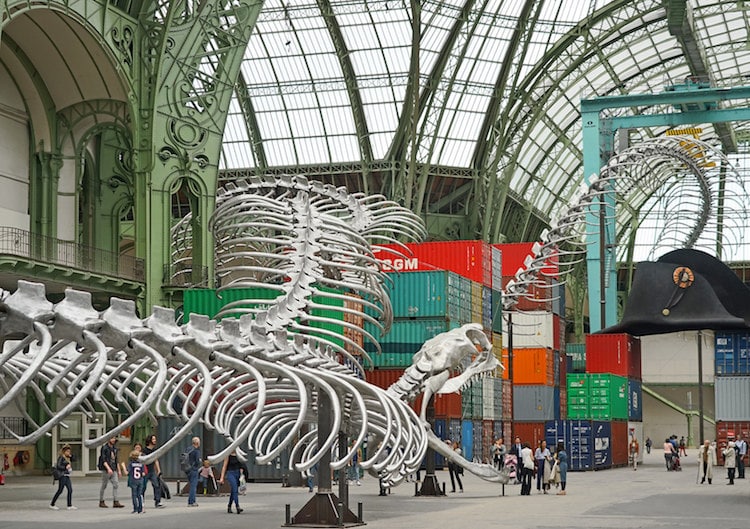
[198,459,216,495]
[126,450,146,514]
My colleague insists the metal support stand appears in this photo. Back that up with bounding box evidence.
[416,398,445,497]
[287,393,363,527]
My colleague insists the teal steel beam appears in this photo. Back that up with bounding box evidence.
[581,85,750,332]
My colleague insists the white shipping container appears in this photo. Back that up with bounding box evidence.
[640,330,715,384]
[502,311,555,349]
[715,376,750,421]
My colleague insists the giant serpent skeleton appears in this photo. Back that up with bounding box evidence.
[1,138,740,487]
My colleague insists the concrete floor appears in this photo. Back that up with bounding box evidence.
[0,450,747,529]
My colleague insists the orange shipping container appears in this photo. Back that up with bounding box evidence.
[503,347,555,385]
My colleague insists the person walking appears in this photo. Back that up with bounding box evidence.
[555,441,568,495]
[141,434,164,508]
[126,450,146,514]
[99,436,125,508]
[697,439,716,484]
[679,436,687,457]
[645,437,652,454]
[534,440,552,493]
[663,438,676,471]
[347,439,363,485]
[219,450,248,514]
[723,440,737,485]
[520,443,534,496]
[446,440,464,493]
[186,437,202,507]
[629,436,640,471]
[735,435,746,479]
[50,444,76,511]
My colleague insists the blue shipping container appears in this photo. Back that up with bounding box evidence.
[544,420,612,471]
[628,379,643,421]
[715,332,750,375]
[461,420,474,461]
[434,418,447,468]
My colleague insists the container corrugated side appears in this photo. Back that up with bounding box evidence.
[628,379,643,421]
[585,333,642,380]
[364,318,461,353]
[513,385,558,421]
[610,420,629,467]
[373,240,493,287]
[715,376,750,421]
[715,332,750,375]
[502,311,557,349]
[716,421,750,464]
[461,420,474,461]
[512,422,546,451]
[505,347,555,385]
[385,270,462,319]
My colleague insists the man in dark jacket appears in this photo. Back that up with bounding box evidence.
[99,436,125,508]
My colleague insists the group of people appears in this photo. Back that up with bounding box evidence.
[500,437,568,496]
[50,434,249,515]
[50,433,165,512]
[695,435,747,485]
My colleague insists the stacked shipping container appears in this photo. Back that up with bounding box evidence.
[560,333,643,468]
[491,242,566,449]
[367,241,505,463]
[714,331,750,465]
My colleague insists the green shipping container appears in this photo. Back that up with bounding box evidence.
[565,373,628,420]
[364,318,462,357]
[183,287,345,349]
[385,271,464,320]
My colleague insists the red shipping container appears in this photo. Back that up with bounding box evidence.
[585,333,642,380]
[493,242,559,278]
[501,275,554,312]
[512,422,546,449]
[610,420,629,467]
[716,421,750,465]
[502,380,512,420]
[373,241,493,287]
[366,368,462,417]
[366,368,404,390]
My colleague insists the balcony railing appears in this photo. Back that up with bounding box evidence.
[0,416,29,439]
[0,227,144,282]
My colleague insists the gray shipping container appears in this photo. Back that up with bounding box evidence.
[715,376,750,421]
[513,385,557,422]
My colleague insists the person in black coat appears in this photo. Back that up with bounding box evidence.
[50,445,75,510]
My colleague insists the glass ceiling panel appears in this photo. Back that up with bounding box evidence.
[219,0,750,263]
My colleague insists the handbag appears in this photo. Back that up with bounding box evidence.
[51,467,63,481]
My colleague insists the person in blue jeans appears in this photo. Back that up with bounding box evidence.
[187,437,202,507]
[50,444,76,510]
[219,450,248,514]
[126,450,146,514]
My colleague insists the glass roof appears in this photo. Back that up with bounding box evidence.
[220,0,750,253]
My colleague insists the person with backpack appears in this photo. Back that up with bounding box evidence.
[185,437,202,507]
[49,444,75,510]
[99,436,125,508]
